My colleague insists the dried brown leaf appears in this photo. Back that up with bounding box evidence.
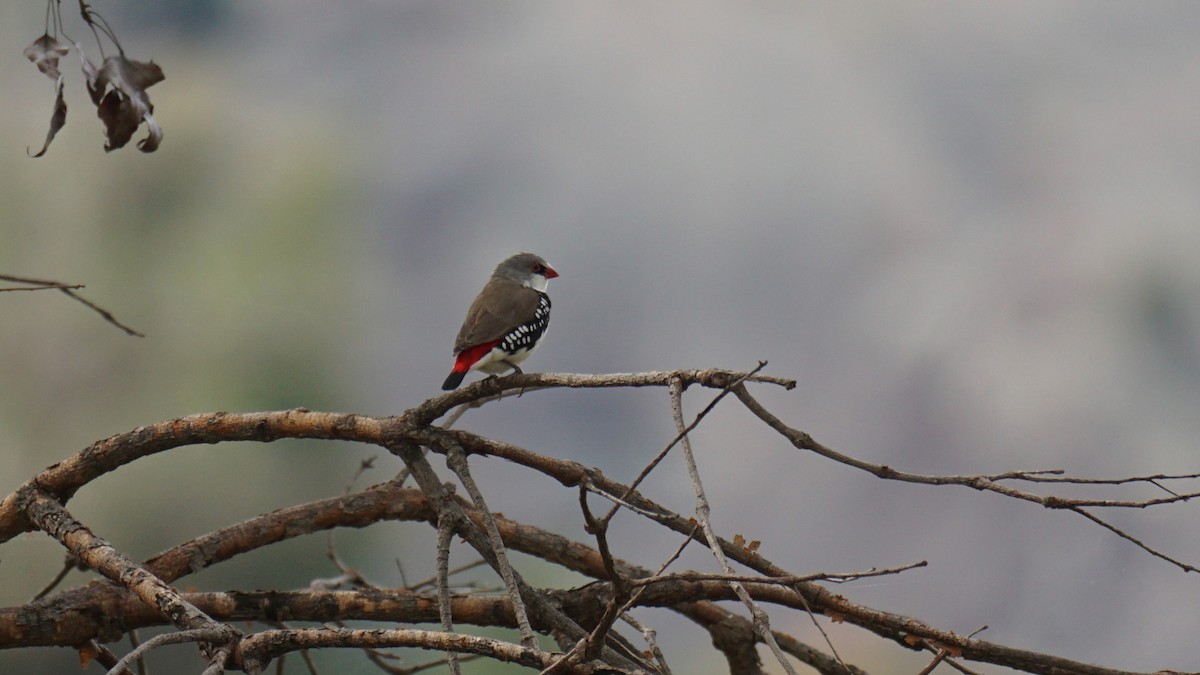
[106,57,166,92]
[24,34,70,80]
[79,47,165,153]
[78,641,98,668]
[96,90,141,151]
[28,76,68,158]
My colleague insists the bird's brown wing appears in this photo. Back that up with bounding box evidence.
[453,279,542,354]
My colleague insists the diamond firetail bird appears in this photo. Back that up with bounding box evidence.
[441,252,559,390]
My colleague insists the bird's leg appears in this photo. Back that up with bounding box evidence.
[503,361,527,397]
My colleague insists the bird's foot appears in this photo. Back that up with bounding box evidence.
[504,362,527,397]
[481,374,504,400]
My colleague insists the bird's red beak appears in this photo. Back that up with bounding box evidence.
[543,265,560,279]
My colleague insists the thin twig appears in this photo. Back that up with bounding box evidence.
[435,512,462,675]
[407,559,487,592]
[322,459,378,590]
[442,444,538,649]
[668,376,803,675]
[60,286,144,336]
[995,469,1200,487]
[916,648,951,675]
[0,273,142,336]
[585,482,675,521]
[626,561,927,588]
[297,642,321,675]
[929,626,990,675]
[621,614,672,675]
[105,628,227,675]
[30,555,79,601]
[604,362,769,525]
[542,487,634,673]
[128,629,146,675]
[85,640,134,675]
[0,283,83,291]
[731,383,1200,574]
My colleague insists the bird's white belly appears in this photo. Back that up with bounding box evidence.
[473,342,539,374]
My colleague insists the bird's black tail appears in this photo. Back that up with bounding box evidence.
[442,370,466,390]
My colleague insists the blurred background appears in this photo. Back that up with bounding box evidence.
[2,1,1200,673]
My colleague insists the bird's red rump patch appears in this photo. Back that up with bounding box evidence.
[453,340,501,373]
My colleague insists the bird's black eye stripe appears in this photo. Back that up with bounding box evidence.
[533,264,545,274]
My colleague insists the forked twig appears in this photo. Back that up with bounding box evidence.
[732,383,1200,574]
[603,362,770,525]
[668,375,805,675]
[0,273,142,336]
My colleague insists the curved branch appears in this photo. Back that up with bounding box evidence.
[0,409,389,543]
[9,584,1144,675]
[0,370,786,543]
[232,626,611,675]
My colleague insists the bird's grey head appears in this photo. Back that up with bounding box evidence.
[493,252,559,292]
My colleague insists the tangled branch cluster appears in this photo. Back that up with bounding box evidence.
[0,369,1194,674]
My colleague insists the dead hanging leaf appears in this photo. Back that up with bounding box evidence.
[96,91,142,151]
[24,35,72,158]
[731,533,762,556]
[78,641,99,668]
[24,34,70,80]
[79,47,165,153]
[27,76,68,158]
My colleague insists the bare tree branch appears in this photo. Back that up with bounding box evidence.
[0,272,143,336]
[730,383,1200,573]
[19,490,236,643]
